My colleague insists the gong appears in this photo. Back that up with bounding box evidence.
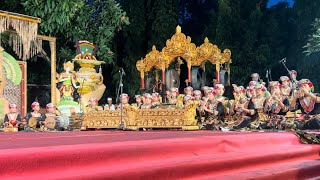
[191,67,206,90]
[165,69,180,90]
[145,77,156,91]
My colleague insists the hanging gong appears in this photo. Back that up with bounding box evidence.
[220,69,228,86]
[191,67,206,90]
[201,70,207,88]
[145,77,156,91]
[165,69,180,90]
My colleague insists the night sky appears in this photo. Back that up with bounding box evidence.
[268,0,294,7]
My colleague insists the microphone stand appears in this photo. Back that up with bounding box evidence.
[118,68,125,130]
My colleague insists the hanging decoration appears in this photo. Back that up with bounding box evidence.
[0,10,41,60]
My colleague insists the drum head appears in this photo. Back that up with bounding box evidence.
[28,117,38,128]
[45,117,56,129]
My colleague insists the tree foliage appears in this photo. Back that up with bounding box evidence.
[303,18,320,55]
[23,0,129,64]
[3,0,320,100]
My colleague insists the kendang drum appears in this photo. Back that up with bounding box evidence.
[28,117,38,129]
[45,117,58,129]
[45,116,73,130]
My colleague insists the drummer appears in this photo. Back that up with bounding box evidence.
[44,103,66,131]
[24,102,46,128]
[4,104,23,130]
[44,103,57,117]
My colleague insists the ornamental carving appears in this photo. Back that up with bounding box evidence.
[81,102,199,130]
[136,25,231,75]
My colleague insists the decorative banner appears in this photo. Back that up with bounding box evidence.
[1,51,25,118]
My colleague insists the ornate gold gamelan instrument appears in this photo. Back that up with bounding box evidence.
[28,117,38,129]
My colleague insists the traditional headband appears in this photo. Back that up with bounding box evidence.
[299,79,313,87]
[89,97,98,102]
[143,93,152,99]
[233,86,246,93]
[9,104,17,108]
[280,76,290,82]
[194,90,202,96]
[214,84,225,91]
[45,103,55,109]
[269,81,281,88]
[31,102,40,108]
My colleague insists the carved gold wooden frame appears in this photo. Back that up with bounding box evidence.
[136,26,232,88]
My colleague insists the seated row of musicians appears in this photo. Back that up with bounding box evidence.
[197,79,320,131]
[4,102,59,130]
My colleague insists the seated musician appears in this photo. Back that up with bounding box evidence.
[262,81,289,129]
[141,93,153,109]
[289,70,298,88]
[24,102,46,128]
[290,79,320,130]
[280,76,292,97]
[251,73,260,83]
[117,93,130,109]
[246,86,253,99]
[84,97,100,113]
[134,95,142,108]
[168,88,179,105]
[184,86,194,96]
[202,90,224,130]
[183,95,194,105]
[87,97,98,108]
[230,86,255,130]
[201,86,209,98]
[214,84,228,102]
[44,103,57,117]
[4,104,23,130]
[194,90,202,101]
[104,98,116,110]
[151,93,161,107]
[251,84,268,129]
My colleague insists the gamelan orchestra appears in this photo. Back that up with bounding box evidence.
[0,17,320,132]
[3,71,320,132]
